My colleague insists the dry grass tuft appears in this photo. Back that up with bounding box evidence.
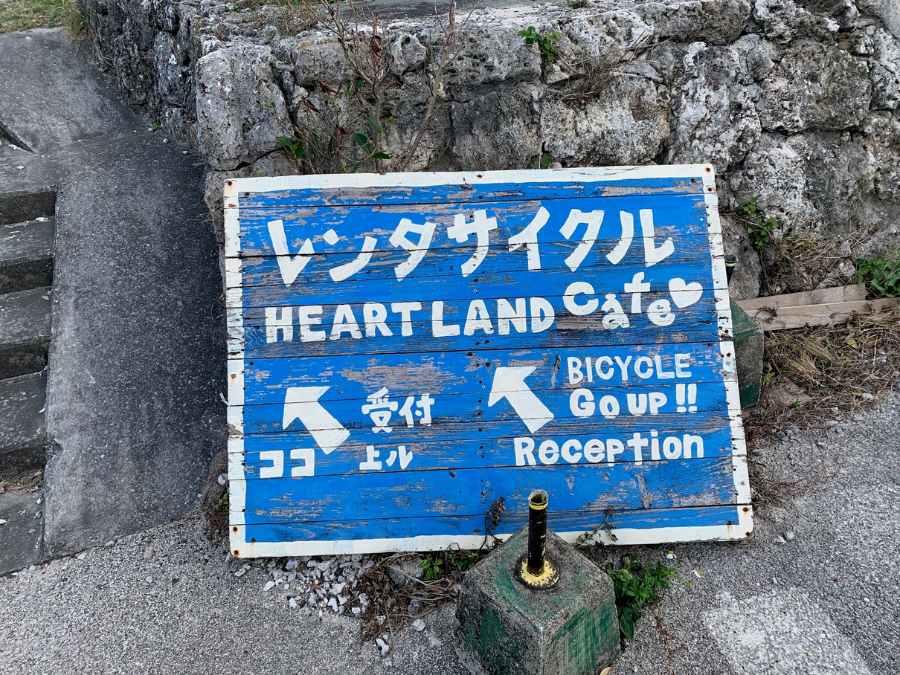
[199,451,229,544]
[745,306,900,440]
[747,452,830,509]
[759,235,850,296]
[272,0,319,36]
[356,548,487,641]
[0,0,83,34]
[0,469,44,494]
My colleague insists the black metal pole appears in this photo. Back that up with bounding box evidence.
[725,254,737,284]
[526,490,548,577]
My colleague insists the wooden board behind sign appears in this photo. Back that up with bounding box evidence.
[226,166,752,557]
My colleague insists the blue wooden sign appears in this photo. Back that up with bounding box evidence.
[225,166,752,557]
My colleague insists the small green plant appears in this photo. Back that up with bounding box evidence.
[150,119,161,132]
[350,114,391,172]
[540,152,551,169]
[419,556,444,580]
[447,550,481,572]
[604,556,679,640]
[277,108,390,173]
[734,197,778,251]
[856,256,900,298]
[214,487,230,511]
[519,26,561,63]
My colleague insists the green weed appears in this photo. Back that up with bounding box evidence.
[214,487,230,511]
[856,255,900,298]
[419,556,444,580]
[447,549,481,572]
[519,26,561,63]
[417,549,485,580]
[734,197,778,250]
[604,555,679,640]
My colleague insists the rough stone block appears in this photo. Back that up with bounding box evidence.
[455,528,619,675]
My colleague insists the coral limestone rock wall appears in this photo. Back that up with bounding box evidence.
[78,0,900,296]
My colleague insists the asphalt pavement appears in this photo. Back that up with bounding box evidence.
[1,394,897,674]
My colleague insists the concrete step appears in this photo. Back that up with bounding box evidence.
[0,486,44,575]
[0,190,55,226]
[0,218,55,294]
[0,286,51,379]
[0,372,47,478]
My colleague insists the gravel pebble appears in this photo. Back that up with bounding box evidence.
[411,619,426,632]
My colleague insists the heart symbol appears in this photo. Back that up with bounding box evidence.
[669,278,703,308]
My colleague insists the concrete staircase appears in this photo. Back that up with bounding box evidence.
[0,29,224,574]
[0,191,55,573]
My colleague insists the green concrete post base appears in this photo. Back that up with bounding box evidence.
[731,300,764,408]
[455,528,619,675]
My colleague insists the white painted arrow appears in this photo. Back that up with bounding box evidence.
[283,386,349,455]
[487,366,554,434]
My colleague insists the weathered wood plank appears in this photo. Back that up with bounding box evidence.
[746,298,899,331]
[736,285,866,312]
[230,306,731,360]
[234,503,750,555]
[233,456,746,524]
[233,344,734,406]
[227,193,710,259]
[237,398,737,437]
[228,237,717,292]
[230,260,718,309]
[227,168,708,212]
[232,422,739,480]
